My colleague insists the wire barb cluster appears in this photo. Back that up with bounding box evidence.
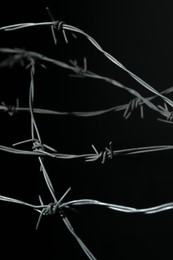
[1,101,17,116]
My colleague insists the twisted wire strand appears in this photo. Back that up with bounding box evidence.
[73,70,172,119]
[61,212,97,260]
[1,18,173,259]
[1,193,173,219]
[0,48,173,121]
[1,86,173,120]
[0,190,173,260]
[63,23,173,109]
[0,188,98,260]
[60,199,173,214]
[27,60,57,203]
[1,20,173,108]
[0,143,173,162]
[1,44,97,258]
[0,21,54,31]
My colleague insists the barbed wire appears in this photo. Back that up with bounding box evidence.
[1,47,173,122]
[1,86,173,120]
[1,15,173,259]
[1,187,173,259]
[1,19,173,109]
[1,140,173,163]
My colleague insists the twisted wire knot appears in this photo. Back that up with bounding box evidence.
[42,202,56,216]
[124,97,144,119]
[36,187,71,229]
[89,142,114,163]
[32,140,45,152]
[54,20,65,31]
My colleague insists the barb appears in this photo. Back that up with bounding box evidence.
[157,102,173,123]
[123,97,144,119]
[69,57,87,77]
[1,101,18,116]
[46,7,68,44]
[46,7,58,44]
[36,187,71,229]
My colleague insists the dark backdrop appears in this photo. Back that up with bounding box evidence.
[0,1,173,259]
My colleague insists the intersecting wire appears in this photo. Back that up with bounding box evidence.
[0,48,173,164]
[1,19,173,259]
[23,58,97,259]
[0,43,97,258]
[0,85,173,119]
[1,190,173,260]
[1,141,173,165]
[29,59,58,203]
[1,192,173,219]
[0,47,173,122]
[1,20,173,109]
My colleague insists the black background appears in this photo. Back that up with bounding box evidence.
[0,1,173,259]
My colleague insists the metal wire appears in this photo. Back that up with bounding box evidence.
[1,17,173,259]
[0,48,173,122]
[1,20,173,108]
